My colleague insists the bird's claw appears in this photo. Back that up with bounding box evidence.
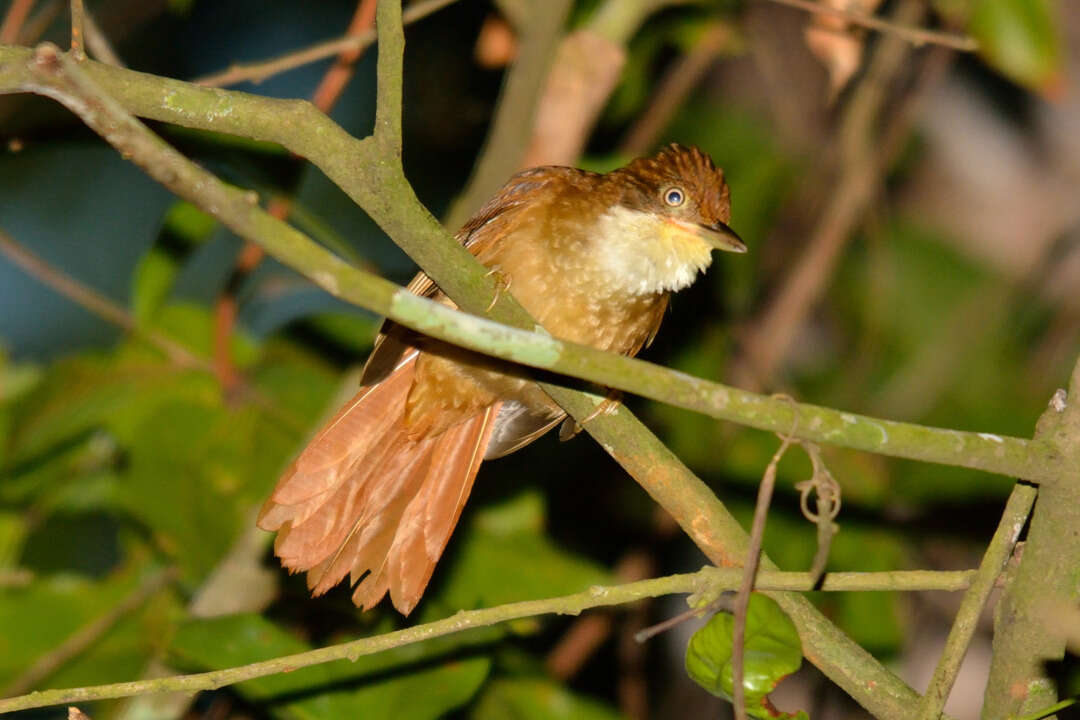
[484,267,512,312]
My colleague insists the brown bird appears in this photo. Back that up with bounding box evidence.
[258,144,745,615]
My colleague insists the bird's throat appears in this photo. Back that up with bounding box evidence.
[587,205,714,297]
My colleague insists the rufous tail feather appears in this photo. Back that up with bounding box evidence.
[258,354,499,615]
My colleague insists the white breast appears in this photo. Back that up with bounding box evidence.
[587,205,714,297]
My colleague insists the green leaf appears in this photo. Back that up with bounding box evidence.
[132,248,181,324]
[161,201,217,243]
[171,613,491,720]
[0,567,175,691]
[470,677,624,720]
[685,594,805,719]
[432,491,612,614]
[970,0,1064,95]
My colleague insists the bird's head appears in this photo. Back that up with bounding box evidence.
[587,144,745,296]
[609,143,745,255]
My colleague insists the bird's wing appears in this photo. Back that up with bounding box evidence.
[362,166,579,386]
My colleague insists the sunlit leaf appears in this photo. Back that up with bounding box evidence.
[685,594,805,718]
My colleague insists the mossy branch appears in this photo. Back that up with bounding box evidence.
[0,566,980,713]
[0,43,1054,483]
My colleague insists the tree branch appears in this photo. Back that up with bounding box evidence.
[0,565,981,712]
[983,366,1080,718]
[0,43,1050,482]
[0,226,207,370]
[916,483,1036,719]
[194,0,457,88]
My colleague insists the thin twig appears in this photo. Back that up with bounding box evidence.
[16,0,61,45]
[0,0,36,44]
[0,566,982,713]
[193,0,458,87]
[916,483,1037,719]
[761,0,977,51]
[68,0,85,60]
[635,594,735,643]
[2,568,177,697]
[0,227,206,370]
[211,0,377,391]
[442,0,573,228]
[81,6,124,68]
[797,443,841,585]
[311,0,376,110]
[619,21,735,157]
[732,406,800,720]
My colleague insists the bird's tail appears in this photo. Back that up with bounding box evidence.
[257,354,497,615]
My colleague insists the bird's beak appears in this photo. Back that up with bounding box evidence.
[698,220,747,254]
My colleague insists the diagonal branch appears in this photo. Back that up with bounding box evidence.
[916,483,1036,719]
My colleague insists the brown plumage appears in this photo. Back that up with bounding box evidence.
[258,144,744,615]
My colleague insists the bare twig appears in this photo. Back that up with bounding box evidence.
[443,0,573,228]
[761,0,976,51]
[81,7,124,68]
[311,0,375,110]
[15,0,61,45]
[0,227,206,370]
[0,0,36,44]
[620,21,735,157]
[212,0,376,391]
[193,0,457,87]
[2,568,177,697]
[916,483,1036,720]
[796,443,841,584]
[68,0,85,60]
[546,551,652,681]
[733,404,800,720]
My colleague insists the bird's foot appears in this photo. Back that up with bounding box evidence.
[484,266,513,312]
[559,390,623,441]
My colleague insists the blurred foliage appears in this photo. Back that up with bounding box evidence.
[969,0,1064,95]
[0,0,1076,717]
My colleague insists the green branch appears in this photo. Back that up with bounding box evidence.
[916,483,1036,719]
[0,566,980,713]
[0,41,1053,482]
[984,367,1080,718]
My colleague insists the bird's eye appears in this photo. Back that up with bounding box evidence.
[663,187,685,207]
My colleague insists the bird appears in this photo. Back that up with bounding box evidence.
[257,143,745,615]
